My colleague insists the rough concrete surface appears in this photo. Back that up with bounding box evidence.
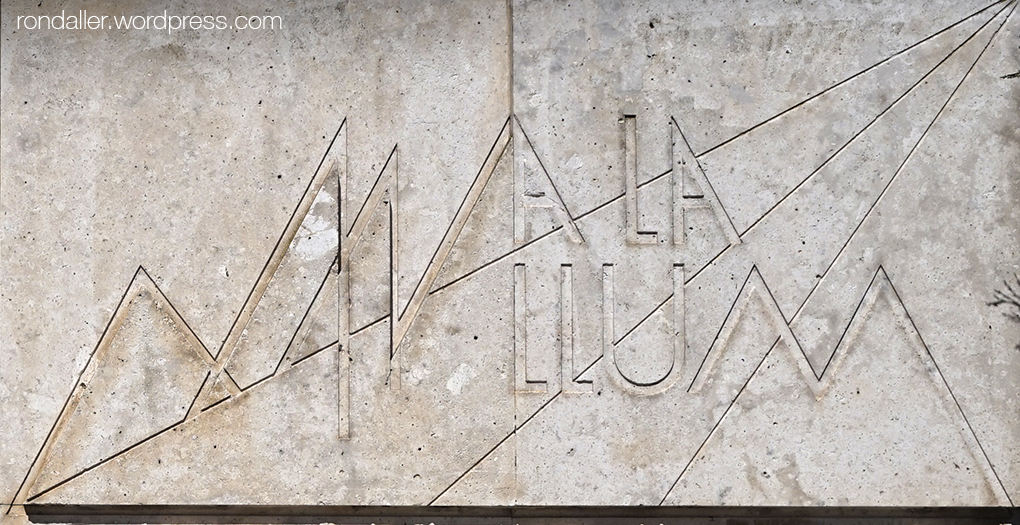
[1,0,1018,521]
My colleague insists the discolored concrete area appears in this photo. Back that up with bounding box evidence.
[2,0,1018,521]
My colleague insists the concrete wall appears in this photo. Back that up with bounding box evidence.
[2,0,1018,519]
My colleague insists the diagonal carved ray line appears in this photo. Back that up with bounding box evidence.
[751,266,814,377]
[272,255,339,376]
[430,226,564,295]
[183,371,212,420]
[575,356,595,381]
[614,293,672,347]
[200,395,231,413]
[392,117,512,354]
[609,239,735,351]
[574,169,671,221]
[350,314,389,336]
[682,241,734,285]
[883,269,1015,506]
[216,119,346,362]
[573,354,602,382]
[25,417,187,503]
[659,338,778,505]
[288,340,339,368]
[428,168,672,296]
[7,267,144,514]
[614,0,1014,355]
[428,391,561,505]
[791,0,1017,326]
[241,368,277,392]
[671,117,741,239]
[512,114,585,243]
[736,0,1010,240]
[23,339,340,504]
[694,0,1006,158]
[399,116,510,319]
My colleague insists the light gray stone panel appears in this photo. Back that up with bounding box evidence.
[3,0,1018,514]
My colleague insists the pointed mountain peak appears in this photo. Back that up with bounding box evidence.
[26,268,214,500]
[667,264,1010,506]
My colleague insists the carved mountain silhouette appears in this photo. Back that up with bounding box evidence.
[666,267,1010,505]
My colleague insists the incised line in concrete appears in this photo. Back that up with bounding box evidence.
[687,264,758,392]
[391,117,512,364]
[693,0,1006,159]
[429,391,562,505]
[790,0,1018,328]
[734,0,1010,240]
[613,0,1014,365]
[273,255,340,376]
[345,145,397,242]
[23,338,341,504]
[658,338,777,505]
[26,418,187,503]
[183,371,213,420]
[884,273,1014,506]
[350,314,390,337]
[216,119,346,368]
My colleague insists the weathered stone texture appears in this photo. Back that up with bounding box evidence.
[2,0,1018,517]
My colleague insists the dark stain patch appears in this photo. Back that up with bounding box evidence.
[162,43,186,60]
[989,273,1020,351]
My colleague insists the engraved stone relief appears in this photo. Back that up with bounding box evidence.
[2,0,1018,518]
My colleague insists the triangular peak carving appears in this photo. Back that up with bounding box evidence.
[21,267,221,501]
[691,265,924,400]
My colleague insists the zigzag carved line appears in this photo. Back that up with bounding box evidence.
[691,265,897,399]
[674,264,1013,506]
